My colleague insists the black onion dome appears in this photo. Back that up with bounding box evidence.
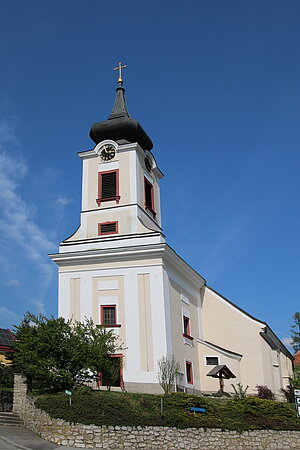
[90,85,153,151]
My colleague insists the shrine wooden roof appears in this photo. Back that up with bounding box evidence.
[206,364,236,379]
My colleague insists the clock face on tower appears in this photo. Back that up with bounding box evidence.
[145,156,152,172]
[99,144,116,161]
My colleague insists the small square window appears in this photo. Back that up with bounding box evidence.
[98,221,118,235]
[206,356,219,366]
[101,305,116,326]
[186,361,193,384]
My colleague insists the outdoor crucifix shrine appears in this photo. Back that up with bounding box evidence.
[206,365,236,394]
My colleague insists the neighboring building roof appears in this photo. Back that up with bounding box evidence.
[294,350,300,366]
[206,365,236,379]
[0,328,15,353]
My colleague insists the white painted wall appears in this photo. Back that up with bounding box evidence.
[58,263,168,385]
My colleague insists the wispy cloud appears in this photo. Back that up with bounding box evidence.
[0,151,55,260]
[6,279,21,287]
[0,118,19,145]
[204,220,243,265]
[201,213,250,280]
[56,196,73,207]
[54,196,74,222]
[282,337,293,350]
[0,118,56,314]
[31,298,46,314]
[0,306,17,320]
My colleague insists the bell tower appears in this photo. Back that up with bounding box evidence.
[60,64,164,252]
[50,65,172,394]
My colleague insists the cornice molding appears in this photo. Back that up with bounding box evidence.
[78,141,139,160]
[163,245,206,287]
[49,242,206,287]
[50,242,166,266]
[60,230,163,246]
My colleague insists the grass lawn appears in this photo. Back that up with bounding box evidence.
[35,391,300,431]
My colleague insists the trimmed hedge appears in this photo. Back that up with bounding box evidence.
[35,391,300,431]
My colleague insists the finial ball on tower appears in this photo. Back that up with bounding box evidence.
[114,62,127,86]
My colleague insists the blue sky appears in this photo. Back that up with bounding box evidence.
[0,1,299,350]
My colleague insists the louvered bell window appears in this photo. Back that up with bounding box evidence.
[97,170,120,206]
[99,221,118,235]
[144,177,155,216]
[102,172,116,198]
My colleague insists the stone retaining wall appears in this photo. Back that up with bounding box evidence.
[13,375,300,449]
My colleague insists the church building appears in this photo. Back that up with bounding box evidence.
[50,65,293,396]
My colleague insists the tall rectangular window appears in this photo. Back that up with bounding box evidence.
[97,170,120,206]
[144,177,156,216]
[101,305,117,326]
[183,316,190,336]
[186,361,193,384]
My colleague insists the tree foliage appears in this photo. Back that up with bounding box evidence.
[281,368,300,402]
[99,356,121,390]
[256,384,275,401]
[157,355,181,394]
[291,312,300,352]
[231,382,249,399]
[0,364,14,389]
[10,312,121,392]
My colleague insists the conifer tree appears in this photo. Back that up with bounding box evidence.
[291,312,300,352]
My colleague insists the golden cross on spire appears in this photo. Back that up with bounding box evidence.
[114,61,127,86]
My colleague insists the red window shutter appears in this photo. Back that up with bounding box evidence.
[102,172,116,198]
[183,316,190,336]
[144,177,156,216]
[186,361,193,384]
[97,170,120,206]
[145,181,152,208]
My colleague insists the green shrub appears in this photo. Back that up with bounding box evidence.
[256,385,275,401]
[281,369,300,402]
[281,384,295,403]
[231,383,249,399]
[34,391,300,431]
[139,396,152,409]
[77,386,93,396]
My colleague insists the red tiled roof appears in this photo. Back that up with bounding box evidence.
[294,350,300,366]
[0,329,15,350]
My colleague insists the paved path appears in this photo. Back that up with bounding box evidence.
[0,426,80,450]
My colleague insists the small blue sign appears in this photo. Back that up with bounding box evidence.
[190,407,206,413]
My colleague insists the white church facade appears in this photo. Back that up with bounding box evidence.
[50,68,293,397]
